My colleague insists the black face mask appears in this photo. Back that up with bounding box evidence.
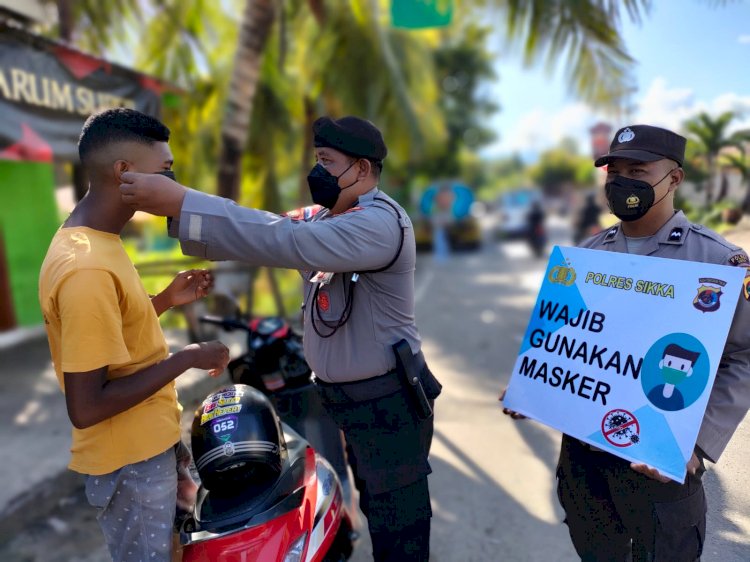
[307,160,358,209]
[155,170,176,182]
[604,169,676,222]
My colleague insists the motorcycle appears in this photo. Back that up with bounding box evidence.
[178,316,360,562]
[525,202,547,258]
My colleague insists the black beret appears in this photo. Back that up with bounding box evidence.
[595,124,686,168]
[313,116,387,161]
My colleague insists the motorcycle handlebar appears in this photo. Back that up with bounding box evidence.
[198,315,250,332]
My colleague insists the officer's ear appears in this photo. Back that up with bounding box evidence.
[668,166,684,192]
[357,158,371,180]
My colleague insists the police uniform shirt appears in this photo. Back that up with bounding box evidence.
[169,187,420,383]
[580,210,750,463]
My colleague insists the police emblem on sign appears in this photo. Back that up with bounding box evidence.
[693,277,726,313]
[548,266,576,286]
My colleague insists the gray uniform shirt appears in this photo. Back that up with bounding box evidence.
[169,187,420,383]
[581,210,750,462]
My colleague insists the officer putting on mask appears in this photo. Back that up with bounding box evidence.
[502,124,750,561]
[119,115,442,561]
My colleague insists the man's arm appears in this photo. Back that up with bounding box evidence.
[119,171,402,273]
[55,268,227,429]
[150,269,214,317]
[176,189,401,272]
[64,341,228,429]
[695,265,750,462]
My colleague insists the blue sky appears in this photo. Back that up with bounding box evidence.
[481,1,750,161]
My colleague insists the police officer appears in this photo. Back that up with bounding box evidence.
[503,124,750,560]
[119,115,441,561]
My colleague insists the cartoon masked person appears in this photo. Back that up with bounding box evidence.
[647,343,701,411]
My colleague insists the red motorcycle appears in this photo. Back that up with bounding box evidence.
[181,384,357,562]
[179,316,360,562]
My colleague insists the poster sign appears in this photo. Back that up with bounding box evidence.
[0,23,165,162]
[503,246,744,482]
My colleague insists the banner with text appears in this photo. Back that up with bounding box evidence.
[0,24,165,162]
[503,246,744,482]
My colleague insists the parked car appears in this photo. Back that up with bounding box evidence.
[496,188,542,239]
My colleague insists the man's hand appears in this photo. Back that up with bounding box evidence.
[630,452,701,483]
[164,269,214,308]
[120,171,187,217]
[184,341,230,377]
[499,387,527,420]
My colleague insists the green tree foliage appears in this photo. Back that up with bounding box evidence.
[722,139,750,213]
[529,138,594,196]
[426,24,498,178]
[495,0,650,110]
[684,111,746,206]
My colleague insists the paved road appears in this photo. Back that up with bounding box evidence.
[2,215,748,561]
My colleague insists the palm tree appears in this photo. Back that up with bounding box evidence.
[685,111,742,206]
[495,0,651,110]
[49,0,141,54]
[217,0,278,201]
[724,147,750,213]
[61,0,657,201]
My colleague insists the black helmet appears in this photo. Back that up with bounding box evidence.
[191,385,285,493]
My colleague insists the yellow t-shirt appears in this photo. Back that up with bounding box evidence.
[39,226,180,475]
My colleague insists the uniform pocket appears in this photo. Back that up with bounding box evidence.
[310,276,347,323]
[653,487,706,561]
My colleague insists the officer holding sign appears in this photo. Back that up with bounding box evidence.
[119,116,441,561]
[503,124,750,560]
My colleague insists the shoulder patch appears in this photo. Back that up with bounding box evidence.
[742,268,750,301]
[604,226,619,241]
[284,205,323,221]
[728,251,750,267]
[668,227,683,242]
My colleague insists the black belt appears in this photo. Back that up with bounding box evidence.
[314,352,426,404]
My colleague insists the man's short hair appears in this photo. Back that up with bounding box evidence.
[368,158,383,178]
[78,108,170,164]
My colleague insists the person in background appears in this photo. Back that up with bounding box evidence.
[574,192,603,245]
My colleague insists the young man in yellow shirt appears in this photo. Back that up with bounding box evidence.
[39,108,229,562]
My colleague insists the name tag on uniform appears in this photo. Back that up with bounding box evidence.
[311,271,335,285]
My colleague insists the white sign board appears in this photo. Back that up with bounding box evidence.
[503,246,744,482]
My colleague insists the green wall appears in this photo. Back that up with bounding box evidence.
[0,160,60,326]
